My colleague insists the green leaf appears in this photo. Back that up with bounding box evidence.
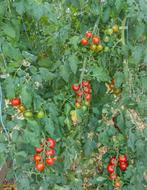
[68,54,79,74]
[91,66,110,82]
[39,68,56,81]
[20,85,33,109]
[45,117,55,136]
[60,64,71,82]
[4,76,15,98]
[22,51,37,62]
[3,24,16,39]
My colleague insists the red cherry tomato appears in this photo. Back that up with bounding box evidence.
[72,84,80,91]
[109,173,117,180]
[83,87,91,94]
[119,162,128,170]
[92,37,100,44]
[35,147,43,153]
[10,98,21,106]
[36,163,45,171]
[46,138,56,148]
[109,157,117,165]
[46,158,54,166]
[107,164,115,173]
[33,154,42,161]
[85,31,92,38]
[46,149,55,157]
[118,154,127,162]
[82,80,90,87]
[80,38,88,45]
[85,94,91,101]
[76,90,83,97]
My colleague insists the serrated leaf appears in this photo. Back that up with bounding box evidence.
[91,66,110,82]
[68,54,79,74]
[39,68,56,81]
[20,86,33,109]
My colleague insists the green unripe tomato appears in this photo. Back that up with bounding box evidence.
[90,44,97,51]
[104,36,110,42]
[23,111,33,118]
[97,44,103,51]
[36,110,45,119]
[106,28,113,35]
[82,106,87,112]
[104,47,110,52]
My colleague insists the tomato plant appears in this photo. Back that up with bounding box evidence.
[0,0,146,190]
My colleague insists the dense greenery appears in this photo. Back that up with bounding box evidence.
[0,0,147,189]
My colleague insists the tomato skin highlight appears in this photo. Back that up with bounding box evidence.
[72,84,80,91]
[80,38,88,45]
[92,37,100,44]
[36,163,45,171]
[107,164,115,173]
[46,158,54,166]
[85,31,92,38]
[46,138,56,148]
[10,98,21,106]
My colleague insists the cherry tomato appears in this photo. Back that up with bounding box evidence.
[76,90,83,97]
[82,105,87,111]
[85,31,92,38]
[46,138,56,148]
[113,88,121,96]
[92,37,100,44]
[36,110,45,119]
[35,147,43,153]
[46,158,54,166]
[109,173,117,180]
[82,80,90,87]
[109,157,117,165]
[72,84,80,91]
[18,105,26,112]
[85,94,91,101]
[36,163,45,171]
[80,38,88,45]
[104,36,110,42]
[118,154,127,163]
[90,44,97,51]
[83,87,91,94]
[106,28,113,35]
[119,162,128,170]
[46,149,55,157]
[85,101,90,106]
[97,44,103,51]
[104,47,110,52]
[34,154,42,161]
[10,98,21,106]
[114,180,122,189]
[107,164,115,173]
[112,25,119,33]
[23,111,33,118]
[75,102,81,109]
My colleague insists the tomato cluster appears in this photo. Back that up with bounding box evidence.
[80,31,103,52]
[10,97,45,119]
[34,137,56,171]
[80,24,120,53]
[72,80,91,108]
[106,154,128,189]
